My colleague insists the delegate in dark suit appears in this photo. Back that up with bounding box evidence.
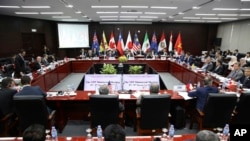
[188,77,219,112]
[0,78,17,118]
[213,65,223,75]
[227,63,244,81]
[240,67,250,88]
[14,53,26,78]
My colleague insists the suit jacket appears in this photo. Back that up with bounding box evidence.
[241,76,250,88]
[15,85,46,97]
[14,54,26,78]
[227,69,244,81]
[0,88,17,117]
[188,86,219,112]
[213,65,224,75]
[32,61,42,71]
[185,56,194,65]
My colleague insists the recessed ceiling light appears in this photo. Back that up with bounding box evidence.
[15,12,39,14]
[52,16,71,18]
[150,6,177,9]
[220,18,238,20]
[241,0,250,1]
[121,6,148,8]
[75,11,82,14]
[145,12,166,15]
[120,16,138,18]
[169,16,174,18]
[239,14,250,16]
[100,16,118,18]
[119,19,135,21]
[213,8,238,11]
[96,11,119,14]
[217,14,238,16]
[202,17,219,20]
[61,19,79,21]
[240,8,250,10]
[66,4,73,8]
[120,12,143,14]
[140,16,158,19]
[190,20,205,22]
[195,13,216,16]
[101,19,118,21]
[21,6,51,8]
[178,12,184,15]
[183,17,200,19]
[0,6,20,8]
[174,20,189,22]
[207,21,221,23]
[192,6,200,9]
[91,6,119,8]
[136,19,153,21]
[40,12,63,15]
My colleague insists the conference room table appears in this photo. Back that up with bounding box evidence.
[30,58,220,132]
[0,134,196,141]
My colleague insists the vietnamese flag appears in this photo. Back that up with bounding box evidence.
[174,32,183,55]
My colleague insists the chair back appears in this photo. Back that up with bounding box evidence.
[234,92,250,124]
[89,95,120,129]
[13,95,49,131]
[140,94,171,129]
[203,93,237,128]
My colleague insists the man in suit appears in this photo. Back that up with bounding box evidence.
[240,67,250,88]
[213,60,223,75]
[188,76,219,112]
[23,124,46,141]
[184,52,194,65]
[99,85,124,112]
[0,77,17,118]
[136,83,159,113]
[14,49,27,78]
[201,56,214,72]
[15,76,46,97]
[104,124,125,141]
[227,62,244,81]
[33,56,43,71]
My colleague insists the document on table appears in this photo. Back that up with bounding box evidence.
[178,92,194,100]
[118,94,131,99]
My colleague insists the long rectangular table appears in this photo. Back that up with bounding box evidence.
[30,58,219,132]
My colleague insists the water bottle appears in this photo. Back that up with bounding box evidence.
[168,124,175,140]
[51,126,58,141]
[223,124,229,137]
[97,125,103,141]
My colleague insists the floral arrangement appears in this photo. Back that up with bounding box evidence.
[118,55,128,63]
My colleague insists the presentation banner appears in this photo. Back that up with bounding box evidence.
[84,74,121,91]
[123,74,159,91]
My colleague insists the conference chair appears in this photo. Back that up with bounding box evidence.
[136,94,171,135]
[13,95,56,133]
[89,95,124,132]
[189,93,237,130]
[232,92,250,124]
[0,113,17,137]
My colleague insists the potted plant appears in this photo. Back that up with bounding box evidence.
[100,63,117,74]
[128,65,143,74]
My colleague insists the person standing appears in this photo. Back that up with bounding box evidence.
[14,49,26,78]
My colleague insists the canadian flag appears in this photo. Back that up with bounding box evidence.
[186,83,193,92]
[109,32,116,49]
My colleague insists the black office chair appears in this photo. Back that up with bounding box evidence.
[13,95,56,133]
[136,94,171,135]
[232,92,250,124]
[89,95,123,132]
[189,93,237,130]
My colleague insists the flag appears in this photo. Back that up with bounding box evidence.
[91,31,100,53]
[142,32,150,53]
[108,81,113,93]
[109,32,116,49]
[174,32,183,55]
[158,32,167,52]
[101,31,109,51]
[125,31,133,50]
[168,32,173,52]
[150,32,158,54]
[132,33,141,53]
[186,82,193,92]
[117,32,125,56]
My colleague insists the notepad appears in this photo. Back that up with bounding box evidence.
[178,92,194,100]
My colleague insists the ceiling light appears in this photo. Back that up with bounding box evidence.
[190,20,205,22]
[174,20,189,22]
[65,4,73,8]
[239,14,250,16]
[52,16,71,18]
[91,6,119,8]
[21,6,50,8]
[192,6,200,9]
[136,19,153,21]
[100,22,152,24]
[120,12,143,14]
[40,12,63,15]
[119,19,135,21]
[178,12,184,15]
[217,14,238,16]
[150,6,177,9]
[202,17,219,20]
[241,0,250,1]
[100,16,118,18]
[0,6,20,8]
[82,15,88,17]
[96,11,119,14]
[240,8,250,10]
[183,17,200,19]
[213,8,238,11]
[101,19,118,21]
[140,16,158,18]
[195,13,216,16]
[15,12,39,14]
[169,16,174,18]
[120,16,138,18]
[161,19,167,21]
[121,6,148,8]
[207,21,221,23]
[145,12,166,15]
[220,18,238,20]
